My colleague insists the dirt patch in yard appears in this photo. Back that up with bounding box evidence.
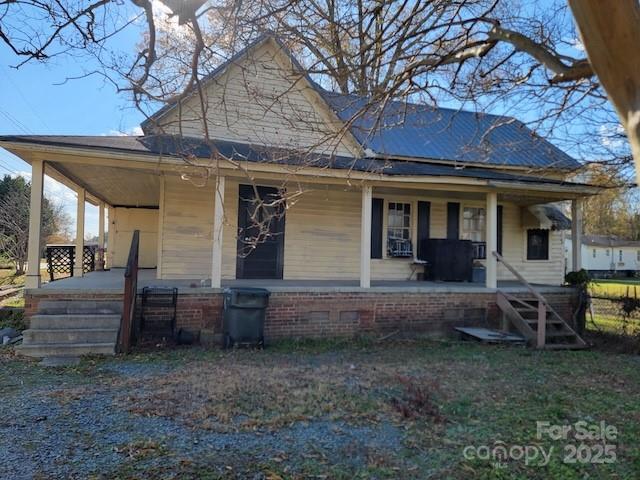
[115,351,445,432]
[2,340,640,479]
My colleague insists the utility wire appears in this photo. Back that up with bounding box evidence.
[0,109,33,135]
[1,67,52,132]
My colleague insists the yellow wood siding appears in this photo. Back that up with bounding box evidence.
[158,42,356,158]
[111,208,158,268]
[283,187,361,279]
[159,176,214,279]
[155,177,565,285]
[497,203,565,284]
[158,175,239,280]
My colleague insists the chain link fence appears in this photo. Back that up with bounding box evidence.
[586,296,640,338]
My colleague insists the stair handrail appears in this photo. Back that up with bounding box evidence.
[492,251,560,314]
[493,251,557,347]
[118,230,140,354]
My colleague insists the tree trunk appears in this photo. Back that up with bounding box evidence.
[15,261,25,276]
[569,0,640,181]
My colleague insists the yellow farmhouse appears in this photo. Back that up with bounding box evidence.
[0,36,597,357]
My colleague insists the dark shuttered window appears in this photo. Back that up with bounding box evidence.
[447,202,460,239]
[497,205,503,255]
[417,201,430,260]
[371,198,384,259]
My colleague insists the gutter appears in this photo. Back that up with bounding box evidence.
[0,139,600,196]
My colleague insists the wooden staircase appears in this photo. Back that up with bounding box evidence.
[493,252,587,350]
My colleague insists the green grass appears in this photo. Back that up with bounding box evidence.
[5,340,640,479]
[0,268,24,287]
[589,279,640,298]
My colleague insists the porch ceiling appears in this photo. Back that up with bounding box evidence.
[50,161,161,207]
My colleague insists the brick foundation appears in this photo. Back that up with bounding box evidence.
[24,288,579,341]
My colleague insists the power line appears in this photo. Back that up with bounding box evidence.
[0,162,20,176]
[0,109,33,135]
[1,67,52,132]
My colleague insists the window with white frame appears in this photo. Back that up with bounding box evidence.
[461,207,486,242]
[593,249,597,258]
[387,202,412,257]
[637,250,640,262]
[526,229,549,260]
[606,249,610,256]
[619,250,623,262]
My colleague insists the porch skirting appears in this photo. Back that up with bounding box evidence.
[24,289,579,342]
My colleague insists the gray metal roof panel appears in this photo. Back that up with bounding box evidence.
[0,134,588,188]
[320,92,581,170]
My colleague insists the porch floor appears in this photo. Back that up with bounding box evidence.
[37,268,569,294]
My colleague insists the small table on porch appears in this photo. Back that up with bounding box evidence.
[408,260,429,281]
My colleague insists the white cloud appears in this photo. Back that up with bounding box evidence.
[151,0,189,35]
[598,123,626,149]
[571,37,585,52]
[104,125,144,136]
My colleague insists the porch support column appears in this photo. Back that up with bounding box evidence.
[105,205,111,269]
[571,198,583,271]
[25,159,44,289]
[211,175,225,288]
[97,201,105,270]
[485,191,498,289]
[360,185,372,288]
[73,188,85,277]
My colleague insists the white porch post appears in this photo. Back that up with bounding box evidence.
[571,198,583,271]
[211,175,225,288]
[97,201,105,270]
[73,188,86,277]
[485,191,498,289]
[25,159,44,289]
[105,205,111,269]
[360,185,372,288]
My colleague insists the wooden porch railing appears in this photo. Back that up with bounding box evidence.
[118,230,140,354]
[493,251,552,347]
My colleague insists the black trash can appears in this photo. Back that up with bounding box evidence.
[222,287,270,348]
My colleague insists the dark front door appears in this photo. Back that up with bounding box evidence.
[236,184,285,279]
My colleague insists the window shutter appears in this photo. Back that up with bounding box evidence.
[417,201,431,259]
[371,198,383,259]
[497,205,503,255]
[447,202,460,239]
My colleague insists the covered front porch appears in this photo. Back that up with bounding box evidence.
[0,135,597,296]
[39,267,571,294]
[2,138,591,352]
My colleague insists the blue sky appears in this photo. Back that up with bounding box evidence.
[0,5,630,238]
[0,15,145,239]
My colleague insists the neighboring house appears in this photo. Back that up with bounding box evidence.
[0,35,597,355]
[565,234,640,277]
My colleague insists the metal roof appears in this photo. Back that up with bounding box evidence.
[0,134,591,190]
[320,91,581,170]
[138,33,580,171]
[569,234,640,248]
[528,205,571,230]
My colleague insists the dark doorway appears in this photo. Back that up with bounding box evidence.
[236,184,285,279]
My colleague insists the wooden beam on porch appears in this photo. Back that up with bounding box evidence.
[360,185,372,288]
[485,192,498,289]
[73,188,86,277]
[211,175,226,288]
[571,198,583,271]
[25,159,44,289]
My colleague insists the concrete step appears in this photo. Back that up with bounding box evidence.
[23,328,119,344]
[30,314,121,330]
[16,342,116,357]
[38,300,122,315]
